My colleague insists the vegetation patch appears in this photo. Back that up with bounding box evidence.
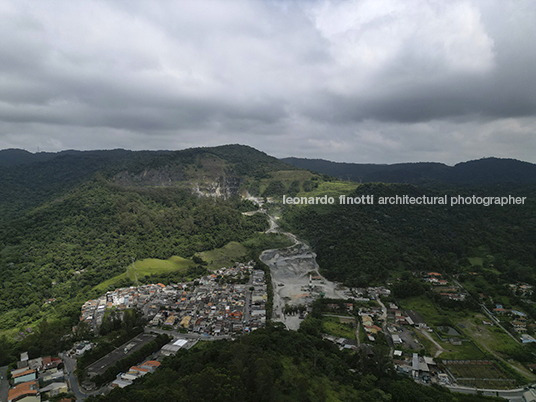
[458,314,521,356]
[468,257,484,266]
[295,180,360,199]
[322,316,356,339]
[195,241,249,270]
[94,256,194,291]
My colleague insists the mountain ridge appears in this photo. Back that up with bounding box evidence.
[281,156,536,185]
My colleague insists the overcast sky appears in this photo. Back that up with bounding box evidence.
[1,0,535,164]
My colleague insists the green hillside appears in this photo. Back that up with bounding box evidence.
[84,326,503,402]
[0,145,299,223]
[95,256,195,292]
[195,241,249,270]
[0,177,268,344]
[282,182,536,286]
[0,145,322,365]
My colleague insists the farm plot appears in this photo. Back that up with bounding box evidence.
[444,360,515,389]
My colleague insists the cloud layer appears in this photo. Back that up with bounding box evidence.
[0,0,535,164]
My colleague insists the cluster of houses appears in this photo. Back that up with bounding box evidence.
[110,359,161,389]
[80,282,177,331]
[350,287,391,302]
[508,283,534,297]
[424,272,466,301]
[79,261,267,336]
[357,306,384,341]
[149,268,266,335]
[491,304,536,342]
[424,272,449,286]
[7,353,67,402]
[322,334,358,351]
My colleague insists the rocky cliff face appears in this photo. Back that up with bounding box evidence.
[112,165,243,199]
[191,174,243,199]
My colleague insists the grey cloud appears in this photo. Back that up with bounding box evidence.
[0,0,535,164]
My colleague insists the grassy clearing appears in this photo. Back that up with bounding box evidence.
[322,316,356,339]
[400,296,461,326]
[95,256,194,291]
[129,256,193,278]
[458,314,521,356]
[468,257,484,266]
[414,328,486,360]
[400,296,488,359]
[296,181,360,199]
[413,331,436,355]
[195,241,249,270]
[439,340,487,360]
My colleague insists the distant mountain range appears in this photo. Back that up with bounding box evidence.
[281,157,536,185]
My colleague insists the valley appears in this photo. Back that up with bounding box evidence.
[0,145,535,401]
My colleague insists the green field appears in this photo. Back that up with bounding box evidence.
[95,255,194,291]
[439,340,487,360]
[322,316,356,339]
[468,257,484,266]
[459,314,521,356]
[296,181,360,200]
[400,296,489,359]
[400,296,462,326]
[195,241,249,270]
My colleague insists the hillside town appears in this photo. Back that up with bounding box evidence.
[5,258,536,401]
[80,261,267,335]
[1,262,268,401]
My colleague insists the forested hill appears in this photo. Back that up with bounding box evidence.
[282,182,536,288]
[85,325,502,402]
[0,144,297,222]
[281,157,536,185]
[0,144,310,363]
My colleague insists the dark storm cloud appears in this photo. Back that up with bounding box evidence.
[0,0,535,164]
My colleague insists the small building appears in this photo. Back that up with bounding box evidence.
[12,368,36,384]
[391,334,403,344]
[407,311,426,328]
[449,338,462,346]
[164,315,177,326]
[161,339,188,356]
[523,389,536,402]
[364,325,382,334]
[40,382,69,398]
[180,316,192,328]
[8,380,38,402]
[521,334,536,344]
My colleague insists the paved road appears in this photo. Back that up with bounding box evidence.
[146,327,233,340]
[62,354,86,401]
[86,333,156,377]
[0,366,8,402]
[376,298,394,355]
[417,328,445,357]
[61,354,103,401]
[448,384,529,401]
